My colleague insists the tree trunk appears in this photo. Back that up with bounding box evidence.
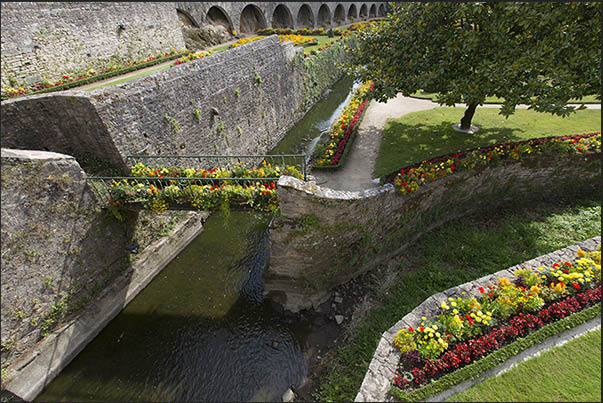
[460,103,478,130]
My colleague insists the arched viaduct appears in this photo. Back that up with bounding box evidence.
[175,2,389,35]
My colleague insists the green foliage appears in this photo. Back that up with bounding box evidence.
[193,108,202,121]
[235,88,240,97]
[347,3,601,128]
[316,198,601,402]
[163,114,180,134]
[216,121,225,135]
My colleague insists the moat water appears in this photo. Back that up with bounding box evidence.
[36,76,355,402]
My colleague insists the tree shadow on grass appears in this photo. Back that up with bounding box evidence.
[376,120,529,178]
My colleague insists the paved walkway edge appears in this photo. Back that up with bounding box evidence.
[4,211,208,402]
[355,236,601,402]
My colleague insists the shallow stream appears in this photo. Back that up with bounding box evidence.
[36,76,355,402]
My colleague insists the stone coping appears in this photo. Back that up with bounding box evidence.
[3,211,209,401]
[355,236,601,402]
[277,175,394,200]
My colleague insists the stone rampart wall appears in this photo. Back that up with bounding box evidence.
[266,153,601,312]
[1,36,345,169]
[1,2,185,88]
[0,149,205,376]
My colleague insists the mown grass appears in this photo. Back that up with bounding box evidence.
[373,107,601,178]
[84,62,173,91]
[448,329,601,402]
[303,35,341,54]
[410,90,601,105]
[315,197,601,402]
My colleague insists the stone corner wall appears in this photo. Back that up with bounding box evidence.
[1,36,345,167]
[266,153,601,312]
[354,236,602,402]
[0,147,201,375]
[1,2,185,88]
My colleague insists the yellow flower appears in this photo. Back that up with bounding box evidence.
[421,316,427,321]
[499,277,511,286]
[577,248,587,257]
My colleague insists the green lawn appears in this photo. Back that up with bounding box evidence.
[448,329,602,402]
[84,62,173,91]
[315,197,601,402]
[411,90,601,104]
[303,35,341,54]
[374,107,601,178]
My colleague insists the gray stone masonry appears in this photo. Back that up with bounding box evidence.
[355,236,601,402]
[1,36,345,170]
[267,152,600,312]
[1,2,186,88]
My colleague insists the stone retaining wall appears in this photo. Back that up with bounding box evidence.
[1,2,185,88]
[354,236,601,402]
[266,152,600,312]
[1,36,345,170]
[0,149,206,385]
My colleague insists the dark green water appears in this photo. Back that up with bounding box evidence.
[36,77,354,402]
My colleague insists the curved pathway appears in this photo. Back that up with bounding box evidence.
[311,95,600,191]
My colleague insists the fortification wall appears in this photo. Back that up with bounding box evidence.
[0,2,185,88]
[0,149,205,383]
[266,153,601,312]
[1,36,345,168]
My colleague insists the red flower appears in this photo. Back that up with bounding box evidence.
[564,269,570,274]
[479,287,485,293]
[572,282,581,290]
[408,327,414,332]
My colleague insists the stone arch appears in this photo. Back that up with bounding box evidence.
[359,4,368,19]
[378,4,385,17]
[176,9,199,28]
[369,4,377,18]
[347,4,358,20]
[317,4,331,27]
[272,4,294,28]
[205,5,232,30]
[296,4,314,28]
[239,4,267,34]
[334,4,345,25]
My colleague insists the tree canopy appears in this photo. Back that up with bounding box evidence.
[346,2,601,130]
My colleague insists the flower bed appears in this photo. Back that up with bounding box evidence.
[1,50,188,100]
[389,247,601,400]
[312,81,374,169]
[172,50,213,66]
[390,132,601,195]
[229,34,317,49]
[105,162,304,213]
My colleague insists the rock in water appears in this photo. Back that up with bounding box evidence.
[335,315,344,325]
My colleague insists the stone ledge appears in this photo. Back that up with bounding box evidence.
[355,236,601,402]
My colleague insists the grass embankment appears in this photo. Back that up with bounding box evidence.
[410,91,601,105]
[448,328,602,402]
[84,35,335,91]
[373,108,601,178]
[315,198,601,402]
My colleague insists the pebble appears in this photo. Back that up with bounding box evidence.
[334,296,343,304]
[282,388,295,402]
[335,315,344,325]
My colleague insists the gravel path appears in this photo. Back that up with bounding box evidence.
[311,95,600,191]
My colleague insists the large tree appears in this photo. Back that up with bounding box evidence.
[346,2,601,131]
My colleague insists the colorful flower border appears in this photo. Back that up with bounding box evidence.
[388,132,601,195]
[390,247,601,397]
[1,50,188,100]
[312,81,374,169]
[105,162,304,213]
